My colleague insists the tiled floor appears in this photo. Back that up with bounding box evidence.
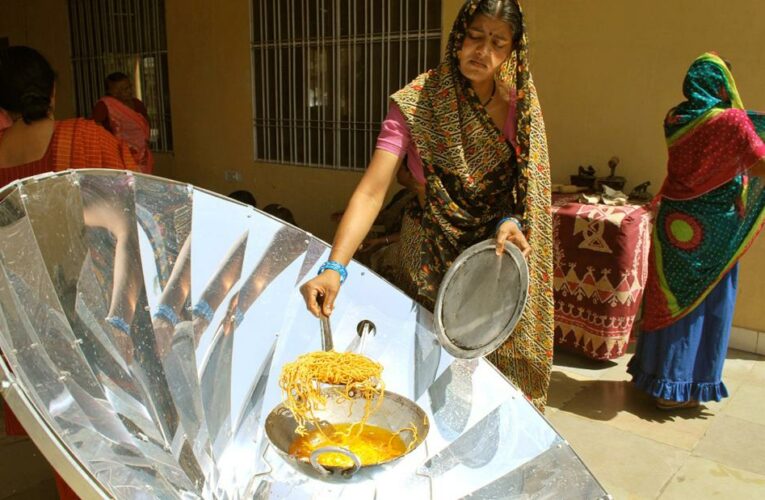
[1,347,764,499]
[548,345,765,499]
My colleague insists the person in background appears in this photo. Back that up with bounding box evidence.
[263,203,297,226]
[629,53,765,410]
[0,47,139,183]
[0,44,142,500]
[92,72,153,173]
[228,189,257,207]
[300,0,554,410]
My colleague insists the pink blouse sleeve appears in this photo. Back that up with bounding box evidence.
[504,89,518,149]
[376,103,427,185]
[376,103,411,158]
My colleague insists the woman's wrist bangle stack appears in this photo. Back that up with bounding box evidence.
[192,299,215,323]
[496,216,523,233]
[105,315,130,335]
[153,304,179,327]
[318,260,348,284]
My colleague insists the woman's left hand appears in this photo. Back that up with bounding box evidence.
[495,220,531,258]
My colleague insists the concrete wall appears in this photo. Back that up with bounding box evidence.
[2,0,764,330]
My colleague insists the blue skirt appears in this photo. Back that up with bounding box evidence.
[628,264,738,403]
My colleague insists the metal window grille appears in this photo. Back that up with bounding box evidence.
[251,0,442,170]
[68,0,173,152]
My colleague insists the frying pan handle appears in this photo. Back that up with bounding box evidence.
[309,446,361,477]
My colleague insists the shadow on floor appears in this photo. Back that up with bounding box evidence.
[548,370,716,423]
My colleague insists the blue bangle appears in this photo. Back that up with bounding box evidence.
[153,304,179,326]
[106,315,130,335]
[318,260,348,284]
[496,216,523,233]
[192,299,215,323]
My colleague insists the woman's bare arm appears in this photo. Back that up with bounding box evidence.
[300,149,403,316]
[329,150,403,265]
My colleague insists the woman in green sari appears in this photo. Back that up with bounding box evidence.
[300,0,554,409]
[629,53,765,410]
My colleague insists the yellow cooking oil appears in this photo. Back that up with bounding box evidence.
[290,423,408,468]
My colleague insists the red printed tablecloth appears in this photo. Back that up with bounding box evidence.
[552,195,652,360]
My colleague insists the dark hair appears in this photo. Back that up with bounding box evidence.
[228,190,257,207]
[0,46,56,124]
[105,72,130,91]
[263,203,297,226]
[473,0,524,46]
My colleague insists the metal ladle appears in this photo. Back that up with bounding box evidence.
[316,294,333,351]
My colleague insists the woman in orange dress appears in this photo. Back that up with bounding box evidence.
[0,48,138,184]
[0,45,139,500]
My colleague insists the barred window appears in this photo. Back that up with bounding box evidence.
[68,0,173,152]
[252,0,442,170]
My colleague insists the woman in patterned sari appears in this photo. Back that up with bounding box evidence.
[301,0,554,409]
[628,53,765,410]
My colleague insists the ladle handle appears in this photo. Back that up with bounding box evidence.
[309,446,361,477]
[316,295,333,351]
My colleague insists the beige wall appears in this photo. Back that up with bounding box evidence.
[3,0,764,330]
[0,0,75,120]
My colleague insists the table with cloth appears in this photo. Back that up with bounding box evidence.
[551,195,653,360]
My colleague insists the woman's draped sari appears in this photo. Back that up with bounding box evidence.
[642,53,765,331]
[390,0,554,408]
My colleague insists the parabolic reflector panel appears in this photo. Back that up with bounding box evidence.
[0,170,608,499]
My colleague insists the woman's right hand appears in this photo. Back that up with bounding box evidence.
[300,270,342,317]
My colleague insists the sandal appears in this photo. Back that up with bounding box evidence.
[655,398,700,410]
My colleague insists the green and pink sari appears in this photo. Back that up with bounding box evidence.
[641,53,765,331]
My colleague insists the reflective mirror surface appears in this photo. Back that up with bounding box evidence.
[0,170,608,499]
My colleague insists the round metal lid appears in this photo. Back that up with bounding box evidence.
[433,239,529,359]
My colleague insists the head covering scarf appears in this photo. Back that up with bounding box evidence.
[642,53,765,331]
[391,0,553,408]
